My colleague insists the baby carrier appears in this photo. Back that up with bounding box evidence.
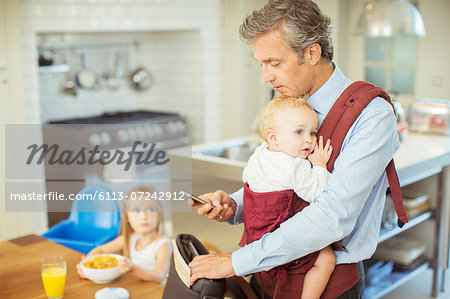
[319,81,408,227]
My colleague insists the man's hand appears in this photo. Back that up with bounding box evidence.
[189,190,237,222]
[188,253,235,285]
[308,136,332,168]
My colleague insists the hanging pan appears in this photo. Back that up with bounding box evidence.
[130,67,152,91]
[76,53,98,90]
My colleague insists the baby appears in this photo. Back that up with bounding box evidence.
[241,95,334,299]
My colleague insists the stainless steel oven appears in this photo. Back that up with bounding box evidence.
[43,111,191,230]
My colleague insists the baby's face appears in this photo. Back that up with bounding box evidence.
[271,107,318,159]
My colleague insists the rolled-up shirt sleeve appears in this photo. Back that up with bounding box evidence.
[231,98,399,276]
[228,187,244,225]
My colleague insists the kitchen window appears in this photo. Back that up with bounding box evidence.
[364,35,417,95]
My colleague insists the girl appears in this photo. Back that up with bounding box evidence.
[77,185,172,285]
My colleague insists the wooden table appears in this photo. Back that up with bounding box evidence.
[0,234,164,298]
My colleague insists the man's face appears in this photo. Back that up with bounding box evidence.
[271,107,318,159]
[253,30,313,98]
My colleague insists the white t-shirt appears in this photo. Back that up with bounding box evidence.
[243,142,330,203]
[129,234,172,285]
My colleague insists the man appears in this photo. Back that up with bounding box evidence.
[188,0,399,298]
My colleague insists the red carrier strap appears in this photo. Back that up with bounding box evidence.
[318,81,408,227]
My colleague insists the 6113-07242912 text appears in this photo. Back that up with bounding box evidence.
[9,191,187,201]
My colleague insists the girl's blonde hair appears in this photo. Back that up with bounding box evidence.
[259,94,315,142]
[121,184,164,257]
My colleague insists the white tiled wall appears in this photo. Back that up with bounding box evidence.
[37,32,140,122]
[20,0,222,143]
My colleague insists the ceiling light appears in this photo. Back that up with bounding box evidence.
[355,0,426,37]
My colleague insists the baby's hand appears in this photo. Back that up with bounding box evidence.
[118,257,133,274]
[308,136,332,168]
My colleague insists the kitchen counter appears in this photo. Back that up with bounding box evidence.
[394,133,450,186]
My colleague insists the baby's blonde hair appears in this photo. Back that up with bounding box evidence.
[121,184,163,257]
[259,95,316,142]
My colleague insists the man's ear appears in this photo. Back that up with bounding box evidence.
[304,43,322,66]
[266,129,278,146]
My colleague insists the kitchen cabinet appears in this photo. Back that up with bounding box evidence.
[364,133,450,298]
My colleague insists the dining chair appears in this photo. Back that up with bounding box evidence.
[41,185,121,254]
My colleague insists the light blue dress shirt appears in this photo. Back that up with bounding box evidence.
[230,64,400,276]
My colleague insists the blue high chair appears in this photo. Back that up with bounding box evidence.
[41,185,121,254]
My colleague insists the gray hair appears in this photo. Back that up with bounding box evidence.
[239,0,333,63]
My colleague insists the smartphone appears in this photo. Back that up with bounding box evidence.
[181,191,223,219]
[181,191,216,207]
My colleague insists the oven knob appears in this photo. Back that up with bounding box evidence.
[176,120,186,131]
[137,127,146,140]
[100,132,111,145]
[127,128,138,141]
[168,121,177,133]
[89,133,101,146]
[145,124,154,138]
[153,124,163,136]
[117,129,128,143]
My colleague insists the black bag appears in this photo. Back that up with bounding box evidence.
[162,234,258,299]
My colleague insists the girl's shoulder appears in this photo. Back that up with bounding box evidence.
[154,236,172,246]
[152,236,173,251]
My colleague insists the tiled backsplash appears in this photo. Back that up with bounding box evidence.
[21,0,222,143]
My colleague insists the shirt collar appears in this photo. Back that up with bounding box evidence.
[306,63,352,119]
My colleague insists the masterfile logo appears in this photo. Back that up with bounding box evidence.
[4,124,193,213]
[26,141,170,171]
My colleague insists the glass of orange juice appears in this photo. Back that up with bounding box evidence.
[41,256,66,299]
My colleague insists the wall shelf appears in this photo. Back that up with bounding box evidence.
[38,40,138,51]
[363,212,433,299]
[364,262,429,299]
[38,64,70,74]
[378,211,433,243]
